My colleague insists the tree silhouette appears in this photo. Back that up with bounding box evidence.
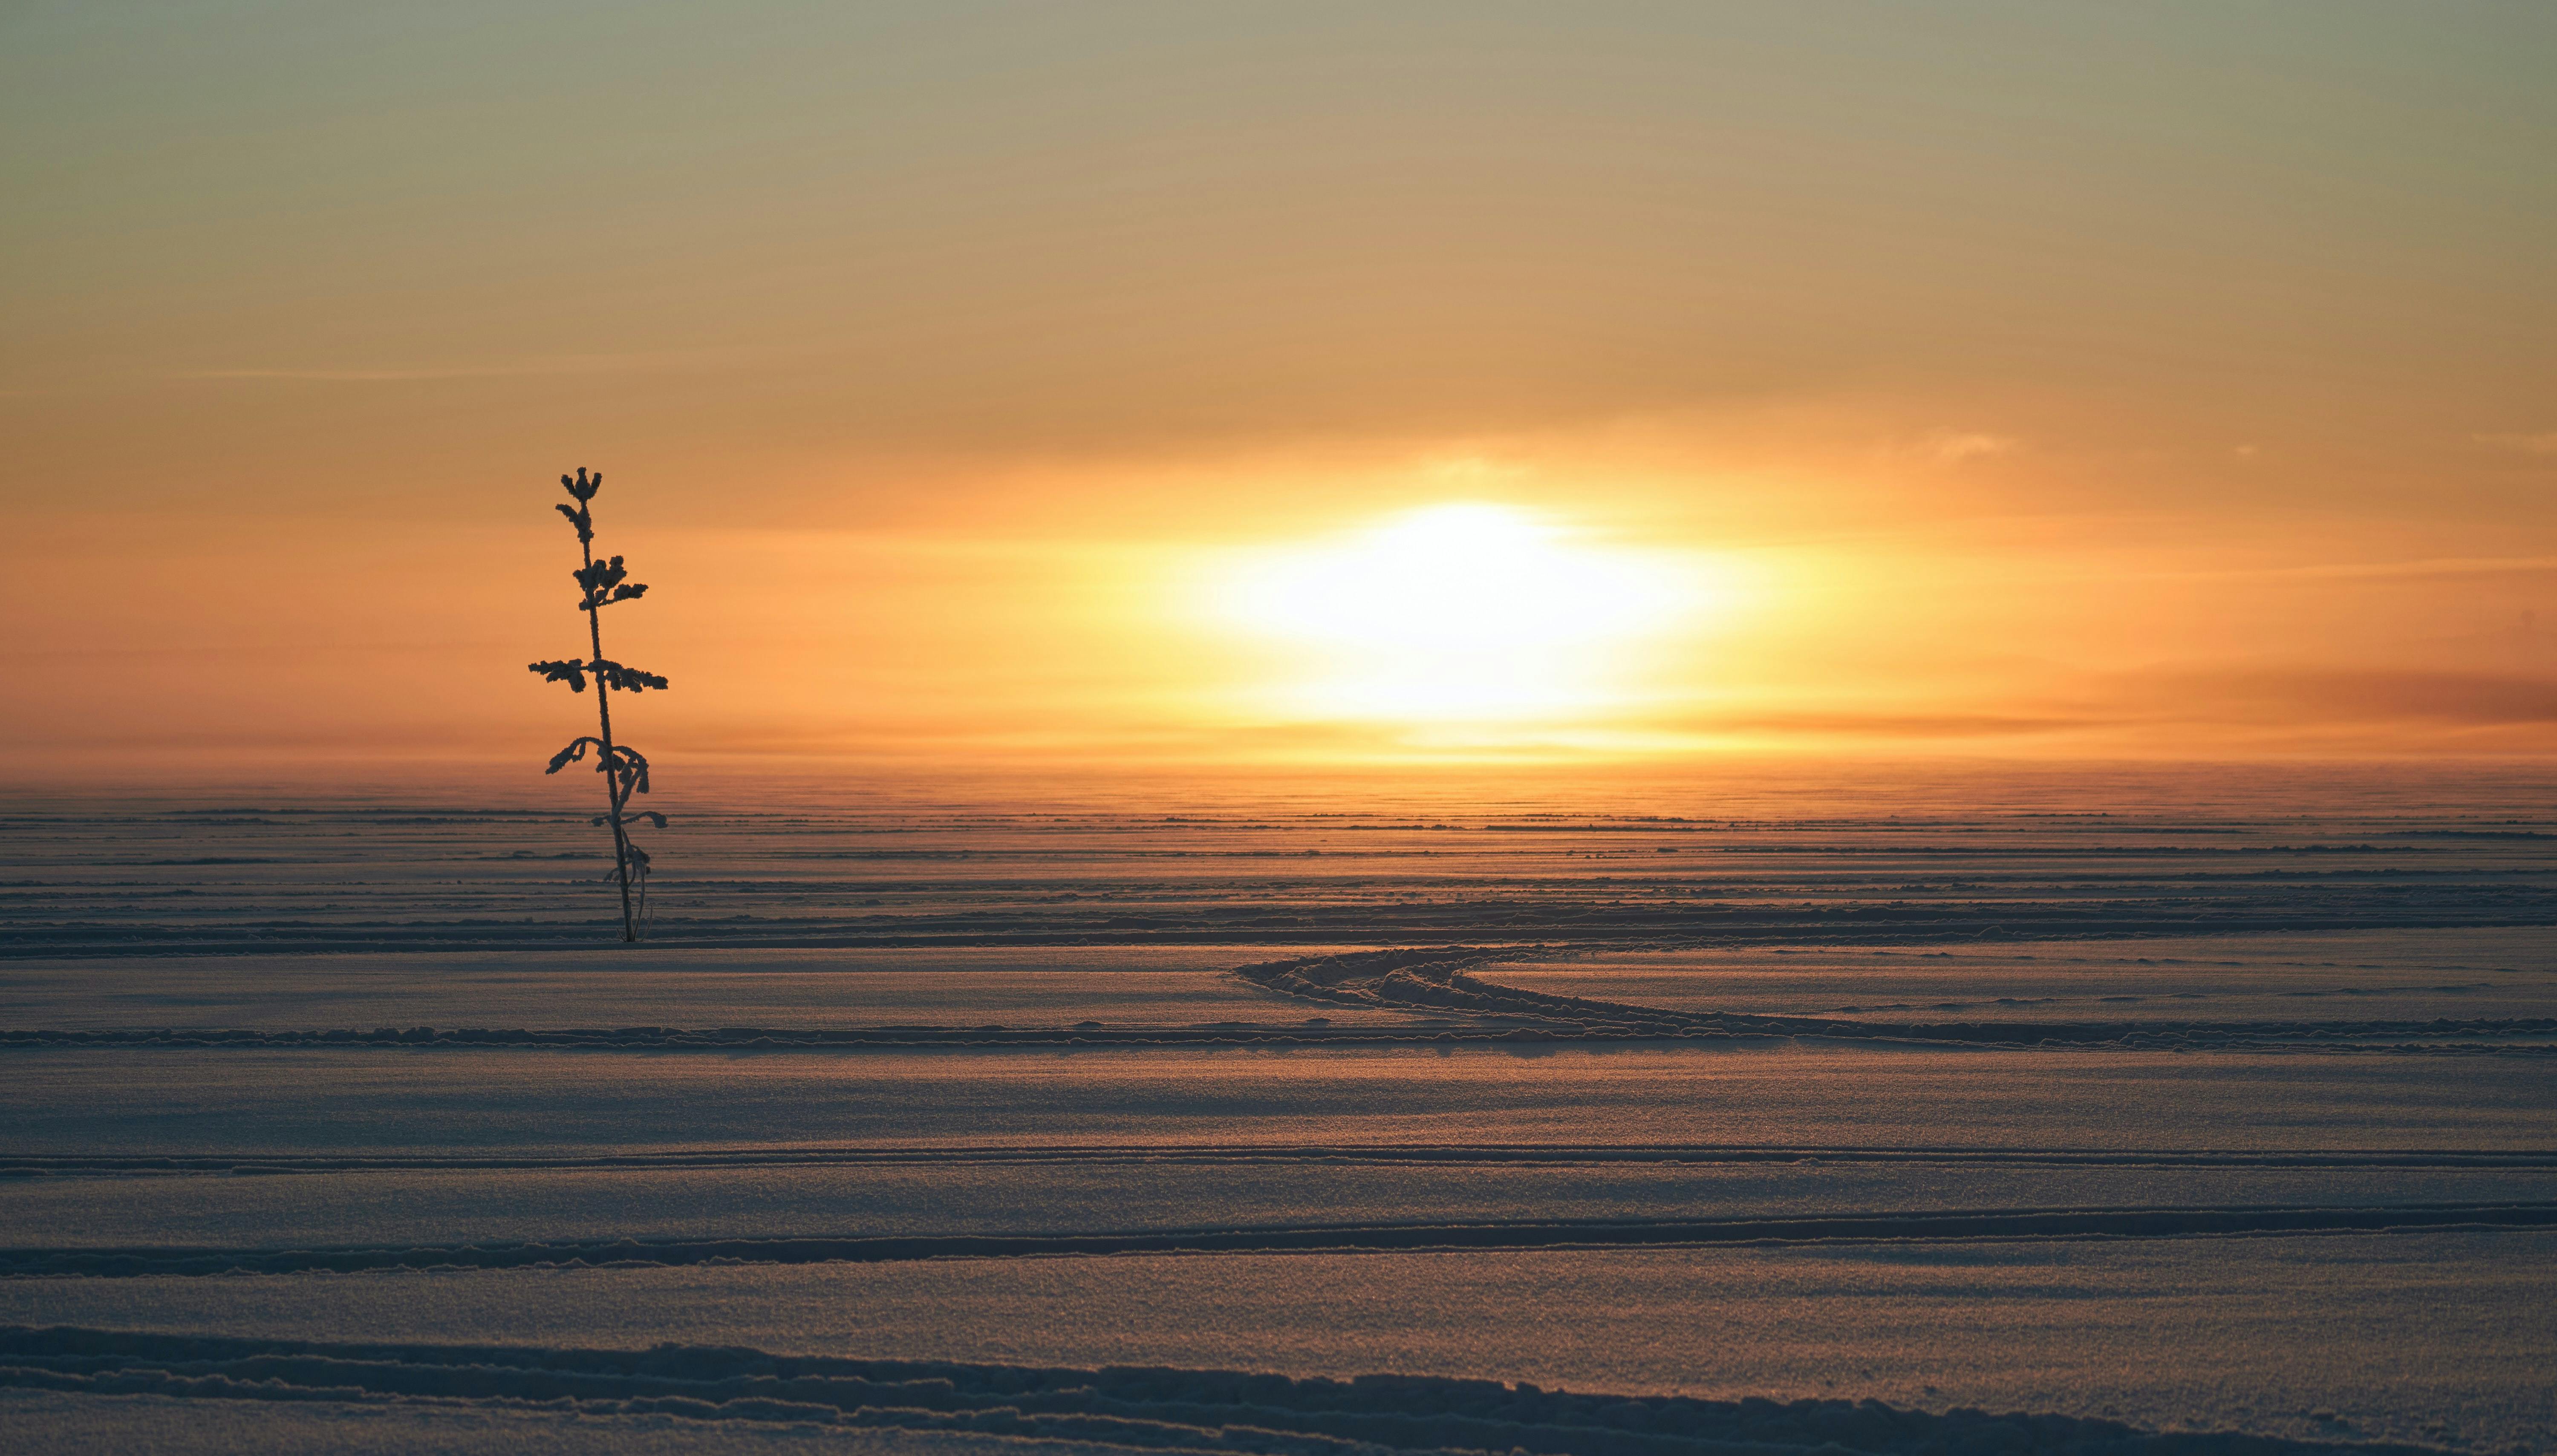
[528,467,667,941]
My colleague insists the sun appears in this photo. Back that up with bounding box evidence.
[1208,503,1717,724]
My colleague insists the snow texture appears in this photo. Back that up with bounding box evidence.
[4,779,2553,1451]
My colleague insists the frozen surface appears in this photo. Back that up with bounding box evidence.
[11,768,2557,957]
[6,1234,2551,1452]
[0,1389,1126,1456]
[6,773,2554,1451]
[8,1044,2550,1156]
[1476,928,2557,1026]
[8,1159,2554,1251]
[0,949,1401,1031]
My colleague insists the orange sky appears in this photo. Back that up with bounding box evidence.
[6,3,2555,782]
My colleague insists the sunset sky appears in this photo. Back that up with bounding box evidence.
[6,3,2555,780]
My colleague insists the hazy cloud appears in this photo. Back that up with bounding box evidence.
[1674,710,2087,739]
[2474,431,2557,456]
[1913,430,2021,464]
[2152,554,2557,584]
[2128,667,2557,727]
[175,348,779,384]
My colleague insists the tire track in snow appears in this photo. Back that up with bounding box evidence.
[1241,948,2557,1054]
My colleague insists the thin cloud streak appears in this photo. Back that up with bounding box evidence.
[2147,555,2557,584]
[2474,432,2557,456]
[173,347,791,383]
[1915,430,2021,464]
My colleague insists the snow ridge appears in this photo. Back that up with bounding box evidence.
[10,1204,2555,1278]
[0,1325,2436,1455]
[12,1144,2545,1177]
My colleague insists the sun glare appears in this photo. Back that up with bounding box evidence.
[1210,504,1718,724]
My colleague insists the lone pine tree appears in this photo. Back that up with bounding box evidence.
[528,467,668,942]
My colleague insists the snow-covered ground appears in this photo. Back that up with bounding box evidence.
[8,1234,2550,1452]
[1475,927,2557,1026]
[3,778,2551,1451]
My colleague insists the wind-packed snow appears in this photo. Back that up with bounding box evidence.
[0,951,1384,1031]
[3,1235,2549,1452]
[7,1155,2552,1253]
[1475,928,2557,1027]
[9,1043,2551,1156]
